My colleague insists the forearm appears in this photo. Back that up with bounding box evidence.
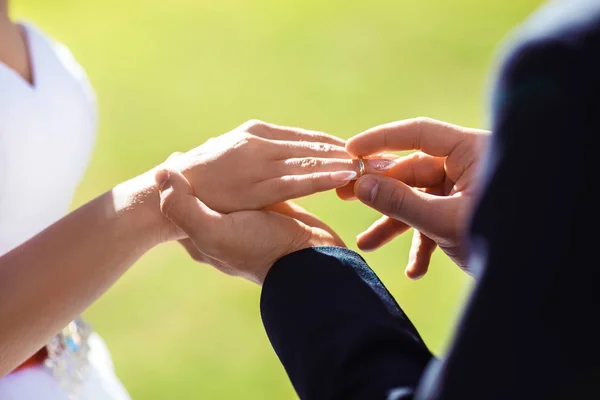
[0,172,165,376]
[261,247,432,399]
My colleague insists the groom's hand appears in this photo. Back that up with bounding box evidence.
[156,169,344,285]
[344,117,489,278]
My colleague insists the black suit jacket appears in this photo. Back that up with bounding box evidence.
[261,1,600,399]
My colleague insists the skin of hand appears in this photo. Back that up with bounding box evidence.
[0,119,385,374]
[0,119,359,375]
[158,120,396,220]
[156,168,345,285]
[0,170,166,376]
[340,117,490,279]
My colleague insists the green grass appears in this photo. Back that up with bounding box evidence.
[12,1,544,398]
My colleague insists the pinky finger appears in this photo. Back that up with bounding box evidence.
[405,230,437,280]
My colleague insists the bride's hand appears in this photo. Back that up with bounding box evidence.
[157,120,392,214]
[139,119,395,243]
[157,169,344,285]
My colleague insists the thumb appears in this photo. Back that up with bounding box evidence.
[353,175,445,240]
[155,168,225,245]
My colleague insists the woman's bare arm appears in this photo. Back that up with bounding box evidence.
[0,172,168,376]
[0,120,365,377]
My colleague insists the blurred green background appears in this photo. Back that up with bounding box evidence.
[12,0,543,398]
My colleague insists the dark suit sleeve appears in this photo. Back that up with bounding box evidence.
[260,246,433,400]
[261,5,600,400]
[412,7,600,400]
[263,6,600,400]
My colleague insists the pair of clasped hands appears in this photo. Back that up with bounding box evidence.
[152,118,489,284]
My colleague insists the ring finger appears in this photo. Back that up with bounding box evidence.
[278,157,397,177]
[269,140,351,159]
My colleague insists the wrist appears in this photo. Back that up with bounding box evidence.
[112,169,178,247]
[298,226,346,253]
[257,227,344,285]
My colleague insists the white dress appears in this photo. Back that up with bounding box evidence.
[0,22,131,400]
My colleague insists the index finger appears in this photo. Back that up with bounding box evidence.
[346,117,471,157]
[240,120,347,147]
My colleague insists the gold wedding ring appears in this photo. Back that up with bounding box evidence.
[357,157,365,177]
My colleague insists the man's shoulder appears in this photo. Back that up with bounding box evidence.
[493,0,600,70]
[488,0,600,111]
[516,0,600,47]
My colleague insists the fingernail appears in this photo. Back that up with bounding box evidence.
[355,176,379,203]
[156,170,170,190]
[331,170,357,182]
[368,159,397,171]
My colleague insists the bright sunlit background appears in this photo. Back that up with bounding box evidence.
[12,1,543,398]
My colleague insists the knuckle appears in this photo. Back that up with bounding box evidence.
[386,185,407,216]
[241,119,268,135]
[412,117,436,150]
[414,116,436,127]
[246,134,270,151]
[228,133,254,150]
[244,133,259,144]
[300,158,320,169]
[411,118,427,150]
[311,143,332,153]
[414,116,430,123]
[447,141,473,176]
[413,116,435,127]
